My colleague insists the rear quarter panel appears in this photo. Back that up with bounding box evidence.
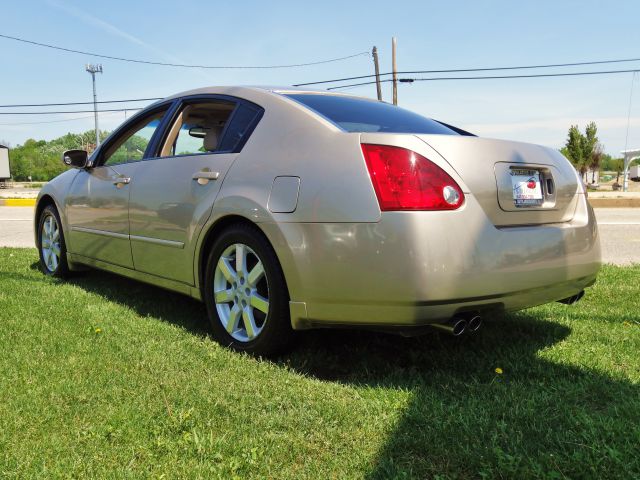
[215,92,381,224]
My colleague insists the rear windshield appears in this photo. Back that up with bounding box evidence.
[285,93,459,135]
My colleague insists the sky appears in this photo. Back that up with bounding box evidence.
[1,0,640,155]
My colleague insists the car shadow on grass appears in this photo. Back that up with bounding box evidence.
[57,265,639,479]
[283,317,640,479]
[59,266,211,337]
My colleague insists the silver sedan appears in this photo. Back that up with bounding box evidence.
[35,87,601,355]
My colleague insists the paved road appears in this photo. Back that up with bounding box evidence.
[593,208,640,265]
[0,206,639,265]
[0,207,35,248]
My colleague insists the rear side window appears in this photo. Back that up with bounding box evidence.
[217,103,263,152]
[158,100,236,157]
[285,94,459,135]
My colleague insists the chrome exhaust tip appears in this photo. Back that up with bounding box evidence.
[467,315,483,333]
[431,317,468,336]
[558,290,585,305]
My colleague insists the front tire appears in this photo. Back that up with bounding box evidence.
[204,223,293,356]
[38,204,69,278]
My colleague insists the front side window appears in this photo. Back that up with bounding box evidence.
[285,93,459,135]
[102,109,168,166]
[158,101,236,157]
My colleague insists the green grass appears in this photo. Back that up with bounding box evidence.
[0,248,639,479]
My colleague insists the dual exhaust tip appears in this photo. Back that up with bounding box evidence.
[432,313,482,336]
[432,289,586,336]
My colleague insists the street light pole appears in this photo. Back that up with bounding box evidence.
[391,37,398,105]
[372,46,383,101]
[85,64,103,149]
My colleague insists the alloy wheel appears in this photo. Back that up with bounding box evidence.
[41,214,61,273]
[213,243,270,342]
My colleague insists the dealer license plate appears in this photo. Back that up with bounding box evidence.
[511,169,543,207]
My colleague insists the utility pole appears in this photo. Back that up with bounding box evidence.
[391,37,398,105]
[372,46,383,101]
[85,64,103,149]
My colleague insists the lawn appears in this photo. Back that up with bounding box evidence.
[0,247,639,479]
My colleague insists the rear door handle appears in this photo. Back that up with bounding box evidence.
[113,177,131,186]
[193,170,220,185]
[193,171,220,180]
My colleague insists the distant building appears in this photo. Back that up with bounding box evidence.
[0,144,10,185]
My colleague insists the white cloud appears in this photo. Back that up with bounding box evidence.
[45,0,215,85]
[45,0,184,65]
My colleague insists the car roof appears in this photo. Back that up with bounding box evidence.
[159,85,371,104]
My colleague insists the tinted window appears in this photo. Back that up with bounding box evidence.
[285,94,458,135]
[102,109,168,166]
[218,104,263,152]
[158,101,235,157]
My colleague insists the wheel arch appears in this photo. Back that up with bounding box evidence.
[34,194,62,248]
[196,215,300,302]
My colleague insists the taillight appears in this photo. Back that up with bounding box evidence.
[361,144,465,211]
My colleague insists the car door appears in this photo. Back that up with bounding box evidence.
[65,106,171,268]
[128,96,263,285]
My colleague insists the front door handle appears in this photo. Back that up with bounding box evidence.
[113,177,131,187]
[193,170,220,185]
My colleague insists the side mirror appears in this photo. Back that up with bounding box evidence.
[62,149,89,169]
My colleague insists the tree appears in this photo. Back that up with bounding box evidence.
[599,154,623,172]
[613,158,625,184]
[583,122,599,182]
[563,122,601,182]
[589,143,604,184]
[565,125,584,175]
[6,129,111,181]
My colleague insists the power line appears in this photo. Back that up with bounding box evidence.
[0,108,142,115]
[326,68,640,90]
[0,33,369,69]
[294,56,640,87]
[8,54,640,107]
[0,97,161,108]
[0,114,94,125]
[0,111,122,126]
[3,67,639,114]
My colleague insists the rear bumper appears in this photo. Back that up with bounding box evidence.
[262,193,600,329]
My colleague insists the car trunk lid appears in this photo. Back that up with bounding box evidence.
[415,135,582,226]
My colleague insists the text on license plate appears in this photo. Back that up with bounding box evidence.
[510,169,543,207]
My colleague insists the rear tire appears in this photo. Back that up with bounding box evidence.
[203,223,294,356]
[37,204,69,278]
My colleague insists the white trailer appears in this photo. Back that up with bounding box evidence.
[0,145,10,187]
[630,164,640,181]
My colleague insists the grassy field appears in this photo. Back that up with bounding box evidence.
[0,248,638,479]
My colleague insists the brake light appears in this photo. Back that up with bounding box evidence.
[361,144,464,211]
